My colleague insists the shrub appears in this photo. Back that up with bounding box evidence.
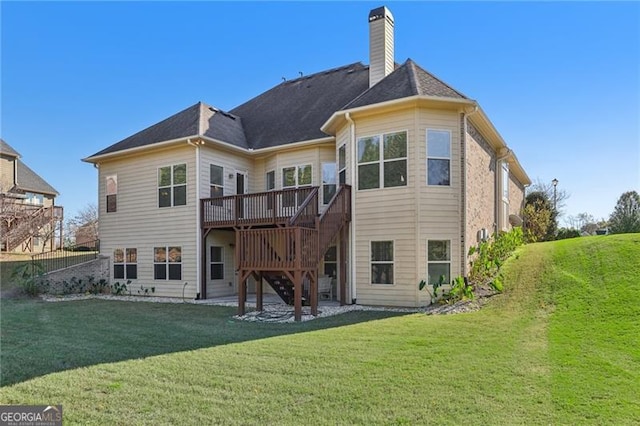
[468,227,523,291]
[10,262,49,296]
[556,228,581,240]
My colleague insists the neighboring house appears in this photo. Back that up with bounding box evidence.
[0,139,64,253]
[74,220,99,247]
[84,6,530,320]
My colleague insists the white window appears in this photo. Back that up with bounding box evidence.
[338,145,346,185]
[282,164,312,208]
[106,175,117,213]
[210,165,224,198]
[357,131,407,190]
[25,192,44,206]
[427,240,450,285]
[266,170,275,191]
[114,248,137,280]
[158,164,186,208]
[323,246,337,278]
[371,241,394,285]
[502,161,510,229]
[322,163,337,204]
[154,246,182,280]
[427,130,451,186]
[210,246,224,280]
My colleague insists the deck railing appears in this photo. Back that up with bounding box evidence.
[288,188,318,228]
[237,227,318,271]
[202,187,317,228]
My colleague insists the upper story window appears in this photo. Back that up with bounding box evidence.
[338,145,346,185]
[282,165,312,188]
[210,165,224,198]
[427,130,451,186]
[357,131,407,190]
[502,161,510,201]
[322,163,337,204]
[158,164,186,208]
[106,175,117,213]
[266,170,275,191]
[25,192,44,206]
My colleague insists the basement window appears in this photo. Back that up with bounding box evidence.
[154,246,182,280]
[210,246,224,280]
[427,240,450,285]
[114,248,137,280]
[371,241,394,285]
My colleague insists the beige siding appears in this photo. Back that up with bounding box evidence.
[465,121,496,257]
[416,109,463,306]
[350,108,419,307]
[199,145,253,199]
[0,155,14,192]
[98,145,198,298]
[204,230,236,298]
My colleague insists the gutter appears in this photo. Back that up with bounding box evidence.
[345,112,357,304]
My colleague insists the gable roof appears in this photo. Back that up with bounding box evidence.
[343,59,467,110]
[0,138,21,158]
[230,62,370,149]
[88,102,247,158]
[15,160,59,196]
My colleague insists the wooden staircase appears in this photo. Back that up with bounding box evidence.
[236,185,351,320]
[1,199,63,252]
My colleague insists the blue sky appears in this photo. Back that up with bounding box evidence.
[2,1,639,223]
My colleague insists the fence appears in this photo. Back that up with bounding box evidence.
[32,240,100,274]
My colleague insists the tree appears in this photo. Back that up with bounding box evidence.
[609,191,640,234]
[65,203,98,245]
[522,191,556,242]
[528,178,570,215]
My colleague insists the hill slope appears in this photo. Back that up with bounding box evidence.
[1,235,638,424]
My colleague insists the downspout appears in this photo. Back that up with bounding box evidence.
[462,105,478,277]
[345,112,357,304]
[187,138,201,299]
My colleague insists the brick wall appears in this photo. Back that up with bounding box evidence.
[39,255,110,294]
[465,122,496,254]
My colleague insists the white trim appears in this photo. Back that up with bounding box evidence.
[209,245,224,281]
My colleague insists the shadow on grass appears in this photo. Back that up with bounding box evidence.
[0,298,409,386]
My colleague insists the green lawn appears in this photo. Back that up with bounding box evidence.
[1,235,639,424]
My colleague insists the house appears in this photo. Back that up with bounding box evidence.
[74,219,99,248]
[0,139,64,253]
[83,6,530,320]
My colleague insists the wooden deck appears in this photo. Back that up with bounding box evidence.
[200,185,351,321]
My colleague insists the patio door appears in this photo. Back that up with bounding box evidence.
[236,172,247,218]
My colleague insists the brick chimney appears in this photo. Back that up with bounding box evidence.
[368,6,394,88]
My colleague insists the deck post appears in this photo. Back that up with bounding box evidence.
[294,269,302,322]
[340,224,348,305]
[256,272,263,311]
[238,272,246,316]
[310,270,318,316]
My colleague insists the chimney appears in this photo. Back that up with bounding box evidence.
[368,6,394,88]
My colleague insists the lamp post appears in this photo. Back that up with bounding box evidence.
[552,178,559,211]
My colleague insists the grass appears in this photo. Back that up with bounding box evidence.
[1,234,638,424]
